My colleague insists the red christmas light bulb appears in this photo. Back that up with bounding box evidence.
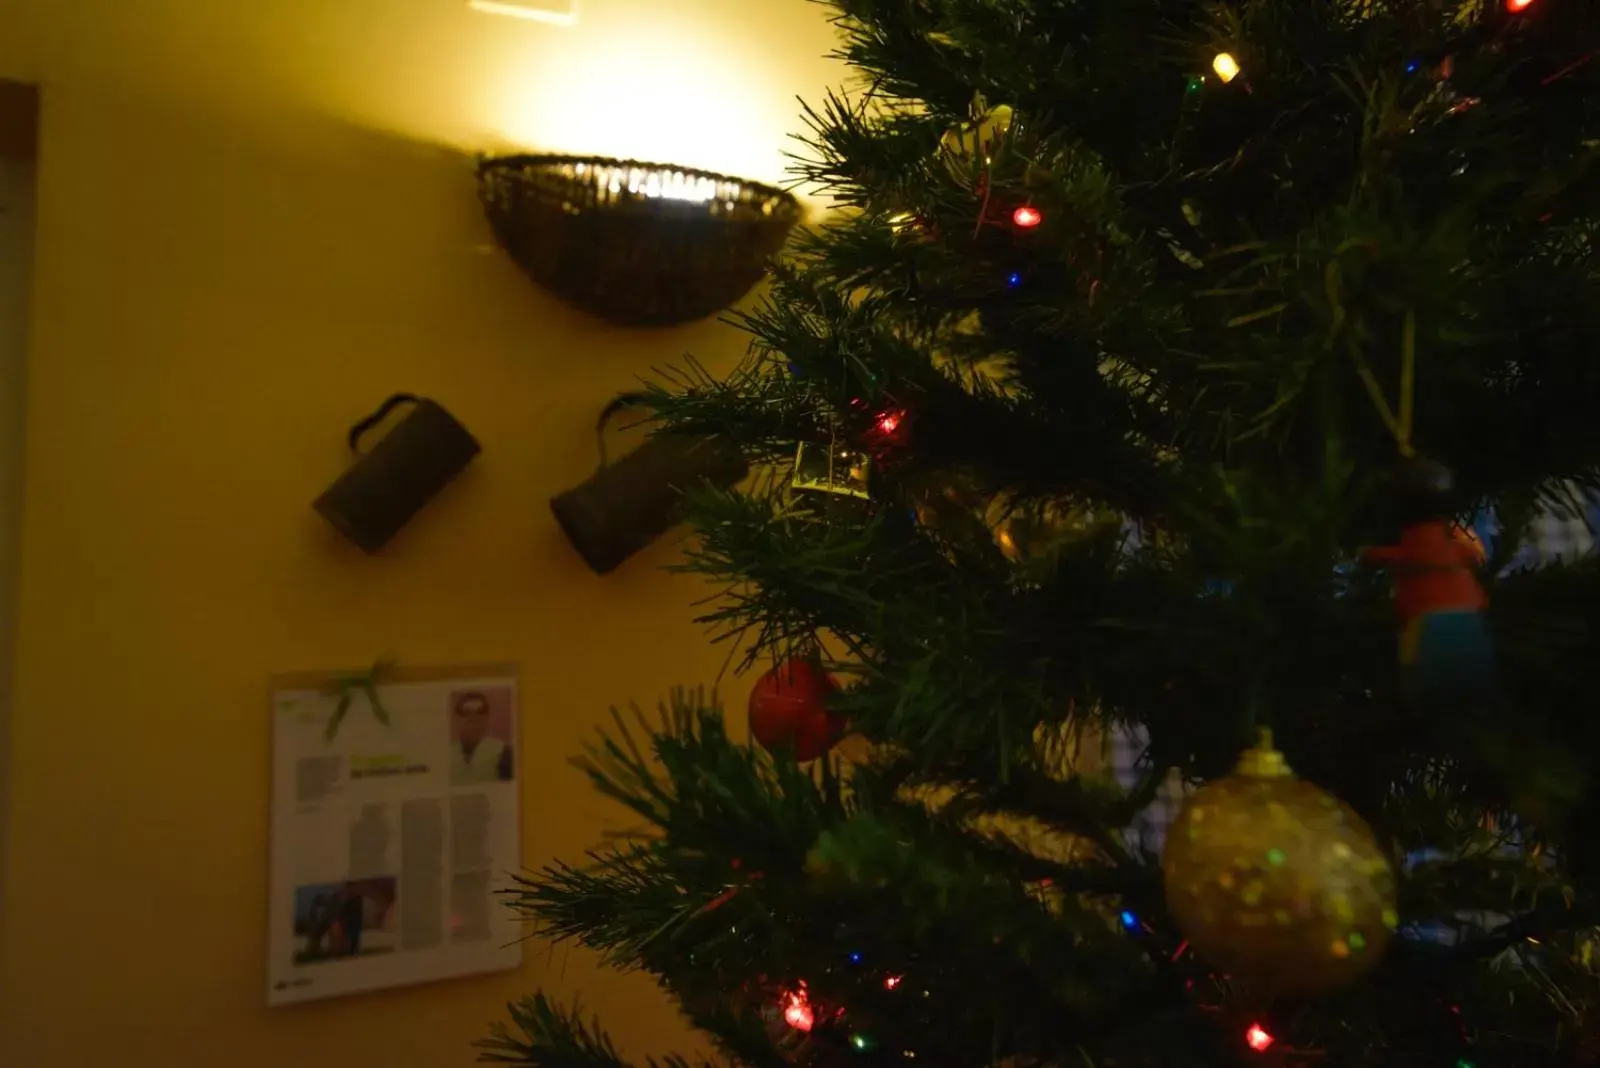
[877,411,902,435]
[1012,205,1043,229]
[782,988,815,1032]
[1507,0,1536,11]
[1245,1024,1276,1053]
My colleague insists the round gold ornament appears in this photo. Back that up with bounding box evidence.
[1162,731,1398,997]
[941,104,1014,171]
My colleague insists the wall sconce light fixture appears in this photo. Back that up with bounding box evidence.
[478,154,801,327]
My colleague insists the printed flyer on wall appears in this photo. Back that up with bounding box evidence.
[266,664,523,1006]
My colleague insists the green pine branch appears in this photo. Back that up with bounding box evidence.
[476,995,709,1068]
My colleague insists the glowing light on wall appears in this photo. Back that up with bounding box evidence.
[485,10,790,186]
[469,0,578,25]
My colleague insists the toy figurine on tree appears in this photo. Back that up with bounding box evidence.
[482,1,1600,1067]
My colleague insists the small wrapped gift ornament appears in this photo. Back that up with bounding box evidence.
[790,442,871,500]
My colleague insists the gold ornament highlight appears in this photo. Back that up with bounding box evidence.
[941,103,1014,170]
[1162,731,1398,996]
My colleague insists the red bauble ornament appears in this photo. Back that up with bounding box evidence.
[748,660,844,761]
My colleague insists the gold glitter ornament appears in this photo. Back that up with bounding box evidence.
[1162,731,1398,997]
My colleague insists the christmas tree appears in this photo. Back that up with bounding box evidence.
[482,1,1600,1064]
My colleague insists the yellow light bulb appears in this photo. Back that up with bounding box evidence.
[1212,52,1241,84]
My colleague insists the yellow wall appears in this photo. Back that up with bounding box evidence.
[0,1,38,83]
[0,2,844,1064]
